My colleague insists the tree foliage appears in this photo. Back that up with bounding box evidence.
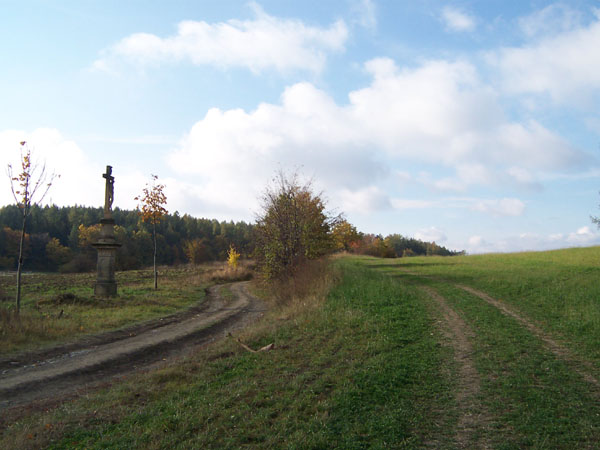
[135,174,168,289]
[255,172,339,280]
[331,219,361,251]
[183,238,209,265]
[227,244,240,269]
[0,204,255,272]
[135,175,168,226]
[350,233,463,258]
[592,193,600,229]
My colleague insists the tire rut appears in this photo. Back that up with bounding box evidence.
[0,281,266,411]
[457,284,599,388]
[395,266,600,389]
[421,286,492,449]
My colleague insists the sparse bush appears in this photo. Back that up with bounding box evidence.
[254,172,339,280]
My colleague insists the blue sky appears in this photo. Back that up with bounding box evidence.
[2,0,600,253]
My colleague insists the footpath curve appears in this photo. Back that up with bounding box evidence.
[0,281,265,412]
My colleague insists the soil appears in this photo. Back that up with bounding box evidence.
[0,281,266,414]
[421,286,492,449]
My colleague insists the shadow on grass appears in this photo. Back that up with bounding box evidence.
[365,262,455,269]
[364,263,476,286]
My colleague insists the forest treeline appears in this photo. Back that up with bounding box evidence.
[0,204,462,272]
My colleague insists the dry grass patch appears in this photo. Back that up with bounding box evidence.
[0,265,216,356]
[195,260,254,284]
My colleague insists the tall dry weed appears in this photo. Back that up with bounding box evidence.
[0,308,56,353]
[203,260,255,283]
[262,258,339,312]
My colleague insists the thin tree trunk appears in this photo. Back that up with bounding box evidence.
[15,215,27,316]
[153,221,157,290]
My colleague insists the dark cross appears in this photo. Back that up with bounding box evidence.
[103,165,115,217]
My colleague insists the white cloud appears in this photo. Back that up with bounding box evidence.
[429,163,494,192]
[465,226,600,254]
[389,195,526,218]
[488,9,600,105]
[0,128,148,212]
[166,57,587,217]
[414,226,447,243]
[390,198,433,210]
[440,7,476,32]
[0,129,98,208]
[506,166,542,190]
[93,3,348,74]
[566,226,598,245]
[351,0,377,30]
[471,198,525,217]
[338,186,391,213]
[518,3,582,38]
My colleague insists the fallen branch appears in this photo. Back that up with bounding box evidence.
[227,332,275,353]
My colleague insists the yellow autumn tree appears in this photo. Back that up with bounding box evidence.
[135,174,168,289]
[227,244,240,270]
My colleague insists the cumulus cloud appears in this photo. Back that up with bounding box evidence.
[339,186,391,213]
[488,8,600,105]
[440,7,476,32]
[166,56,588,217]
[0,129,100,208]
[566,226,598,245]
[0,128,148,211]
[93,3,348,74]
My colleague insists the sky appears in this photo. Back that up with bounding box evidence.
[1,0,600,254]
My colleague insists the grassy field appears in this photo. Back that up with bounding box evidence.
[1,259,455,449]
[371,246,600,366]
[2,248,600,448]
[0,262,250,356]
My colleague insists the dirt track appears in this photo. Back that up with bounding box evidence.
[0,281,265,411]
[422,286,492,449]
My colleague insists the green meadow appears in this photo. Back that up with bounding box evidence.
[2,247,600,449]
[374,246,600,365]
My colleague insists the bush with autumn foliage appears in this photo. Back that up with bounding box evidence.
[254,172,340,280]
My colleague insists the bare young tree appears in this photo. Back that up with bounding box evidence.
[7,141,58,315]
[135,174,168,289]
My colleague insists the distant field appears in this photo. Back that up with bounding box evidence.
[2,249,600,448]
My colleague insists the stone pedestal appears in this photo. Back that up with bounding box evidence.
[93,218,121,297]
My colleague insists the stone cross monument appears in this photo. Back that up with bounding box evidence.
[93,165,121,297]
